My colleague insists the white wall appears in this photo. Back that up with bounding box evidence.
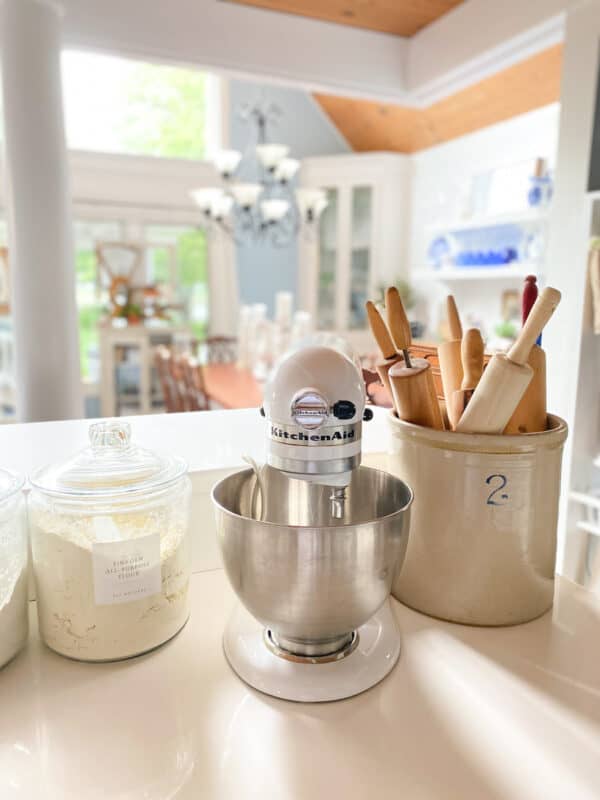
[408,104,561,338]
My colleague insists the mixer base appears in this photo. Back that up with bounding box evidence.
[223,601,401,702]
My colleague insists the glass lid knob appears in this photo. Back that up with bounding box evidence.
[89,421,132,451]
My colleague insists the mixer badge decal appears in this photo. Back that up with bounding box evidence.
[269,422,359,446]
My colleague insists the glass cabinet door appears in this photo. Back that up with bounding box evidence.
[317,188,338,330]
[349,186,372,330]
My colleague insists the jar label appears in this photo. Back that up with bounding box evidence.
[92,533,161,606]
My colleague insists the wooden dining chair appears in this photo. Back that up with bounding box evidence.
[154,346,186,413]
[204,336,237,364]
[180,354,210,411]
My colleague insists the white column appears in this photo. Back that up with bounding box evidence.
[207,231,240,336]
[0,0,82,421]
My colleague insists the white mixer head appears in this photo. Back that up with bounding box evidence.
[262,342,371,486]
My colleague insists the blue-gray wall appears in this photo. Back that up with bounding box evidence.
[229,79,349,315]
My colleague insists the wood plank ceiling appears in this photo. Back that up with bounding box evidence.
[223,0,464,37]
[315,45,563,153]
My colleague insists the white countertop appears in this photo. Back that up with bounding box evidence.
[1,569,599,800]
[0,409,598,798]
[0,407,392,477]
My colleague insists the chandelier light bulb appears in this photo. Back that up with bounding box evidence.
[230,183,263,209]
[260,198,290,223]
[274,158,300,183]
[256,144,290,171]
[212,149,243,178]
[190,187,225,214]
[313,196,329,220]
[295,188,328,222]
[211,194,234,220]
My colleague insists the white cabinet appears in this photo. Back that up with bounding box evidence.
[298,153,409,351]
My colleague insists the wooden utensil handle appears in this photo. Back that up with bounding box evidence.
[461,328,484,389]
[447,295,462,341]
[522,275,538,324]
[385,286,411,352]
[504,345,547,434]
[438,340,463,428]
[366,300,396,360]
[508,287,561,365]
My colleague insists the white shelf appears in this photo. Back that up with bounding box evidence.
[425,209,549,235]
[412,264,541,282]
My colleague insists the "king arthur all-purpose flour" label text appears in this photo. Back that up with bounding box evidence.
[92,533,161,605]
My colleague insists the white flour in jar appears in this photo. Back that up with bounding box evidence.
[0,566,28,668]
[30,508,190,661]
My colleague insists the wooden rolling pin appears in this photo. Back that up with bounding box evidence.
[438,295,464,428]
[505,276,547,434]
[365,300,403,401]
[449,328,484,429]
[388,358,445,429]
[386,287,444,429]
[456,287,561,434]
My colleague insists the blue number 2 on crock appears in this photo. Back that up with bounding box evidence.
[486,474,509,505]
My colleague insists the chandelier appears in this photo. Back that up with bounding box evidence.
[191,101,328,247]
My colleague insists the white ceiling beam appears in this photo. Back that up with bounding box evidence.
[55,0,583,108]
[58,0,411,104]
[406,0,580,103]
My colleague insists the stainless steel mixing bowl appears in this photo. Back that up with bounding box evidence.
[212,465,412,656]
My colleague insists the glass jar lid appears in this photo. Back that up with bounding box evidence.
[0,468,25,503]
[30,421,187,498]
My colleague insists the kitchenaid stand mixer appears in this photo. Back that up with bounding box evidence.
[212,341,412,702]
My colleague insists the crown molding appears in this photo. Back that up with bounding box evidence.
[409,14,565,107]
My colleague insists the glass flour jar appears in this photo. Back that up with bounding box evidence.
[0,469,28,669]
[29,421,191,662]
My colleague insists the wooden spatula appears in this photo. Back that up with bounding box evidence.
[449,328,484,429]
[365,300,403,402]
[439,295,464,428]
[385,286,413,368]
[447,294,463,341]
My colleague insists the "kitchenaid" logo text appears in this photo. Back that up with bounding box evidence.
[270,425,355,442]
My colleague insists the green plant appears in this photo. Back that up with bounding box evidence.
[494,320,517,339]
[376,279,416,309]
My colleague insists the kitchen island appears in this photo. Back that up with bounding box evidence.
[0,408,598,799]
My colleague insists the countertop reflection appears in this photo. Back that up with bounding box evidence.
[0,571,599,800]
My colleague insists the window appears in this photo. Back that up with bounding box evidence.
[143,225,209,341]
[74,221,209,380]
[62,51,220,160]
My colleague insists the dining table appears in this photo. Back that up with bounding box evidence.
[202,363,393,411]
[202,363,264,409]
